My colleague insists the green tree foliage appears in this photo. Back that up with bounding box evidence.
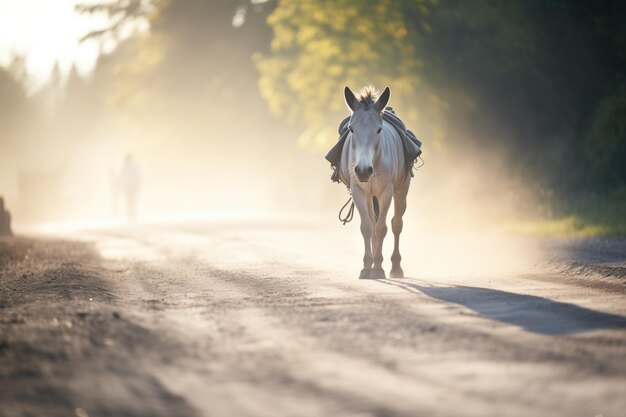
[258,0,626,192]
[256,0,440,147]
[420,0,626,192]
[585,81,626,188]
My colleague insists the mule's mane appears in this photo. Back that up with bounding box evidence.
[356,85,379,108]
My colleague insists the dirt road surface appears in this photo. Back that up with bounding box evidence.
[1,219,625,417]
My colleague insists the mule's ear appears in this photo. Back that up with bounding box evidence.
[344,86,359,112]
[374,86,390,113]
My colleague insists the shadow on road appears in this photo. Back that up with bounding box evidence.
[378,279,626,335]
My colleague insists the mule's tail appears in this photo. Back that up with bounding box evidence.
[372,196,379,222]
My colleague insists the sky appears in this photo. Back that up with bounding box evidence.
[0,0,145,92]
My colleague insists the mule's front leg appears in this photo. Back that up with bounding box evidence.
[370,186,392,279]
[352,186,373,279]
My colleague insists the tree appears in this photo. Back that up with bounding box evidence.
[0,59,29,148]
[256,0,441,148]
[419,0,626,191]
[75,0,276,143]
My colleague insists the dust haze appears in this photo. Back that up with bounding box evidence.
[3,4,625,417]
[0,0,547,278]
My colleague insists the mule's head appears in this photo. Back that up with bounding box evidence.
[344,85,390,183]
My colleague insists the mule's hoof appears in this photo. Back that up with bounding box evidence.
[389,268,404,278]
[359,269,371,279]
[370,268,386,280]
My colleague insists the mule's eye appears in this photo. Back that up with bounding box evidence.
[377,127,382,134]
[349,126,353,133]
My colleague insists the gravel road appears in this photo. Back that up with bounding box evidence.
[1,220,625,417]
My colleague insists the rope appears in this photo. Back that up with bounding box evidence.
[338,195,355,225]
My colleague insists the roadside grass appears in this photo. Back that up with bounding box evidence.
[504,189,626,238]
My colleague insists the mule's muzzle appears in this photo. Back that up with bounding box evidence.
[355,165,374,182]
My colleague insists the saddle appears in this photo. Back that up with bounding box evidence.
[325,107,422,185]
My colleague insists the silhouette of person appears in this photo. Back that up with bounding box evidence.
[118,154,142,223]
[0,197,12,236]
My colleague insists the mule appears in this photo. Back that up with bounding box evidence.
[338,86,411,279]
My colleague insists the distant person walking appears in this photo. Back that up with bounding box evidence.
[118,154,142,224]
[0,197,12,236]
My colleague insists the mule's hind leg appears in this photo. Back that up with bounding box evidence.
[351,186,373,279]
[390,187,408,278]
[367,196,378,265]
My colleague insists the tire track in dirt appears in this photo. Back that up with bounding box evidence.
[0,237,199,417]
[88,227,626,417]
